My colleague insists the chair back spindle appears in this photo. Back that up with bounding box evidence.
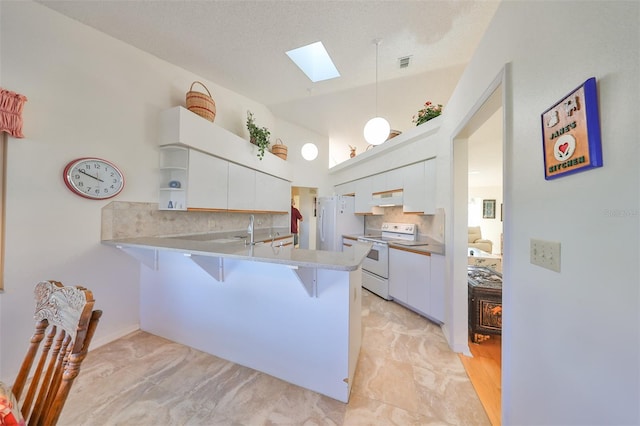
[12,280,102,426]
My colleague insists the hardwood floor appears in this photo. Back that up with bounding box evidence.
[459,335,502,426]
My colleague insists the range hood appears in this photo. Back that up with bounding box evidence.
[371,190,403,207]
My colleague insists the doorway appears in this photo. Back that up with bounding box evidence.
[451,66,508,425]
[291,186,317,249]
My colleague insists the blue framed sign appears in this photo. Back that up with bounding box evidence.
[541,77,603,180]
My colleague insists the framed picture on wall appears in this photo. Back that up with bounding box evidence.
[540,77,603,180]
[483,199,496,219]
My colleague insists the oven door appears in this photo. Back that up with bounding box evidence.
[358,239,389,278]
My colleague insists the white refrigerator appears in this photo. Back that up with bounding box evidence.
[316,196,364,251]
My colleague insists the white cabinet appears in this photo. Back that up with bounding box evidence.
[342,237,357,254]
[402,162,424,213]
[187,149,228,210]
[354,178,373,214]
[389,247,430,312]
[430,254,445,323]
[389,247,443,323]
[228,163,256,211]
[228,164,290,213]
[255,171,289,213]
[371,168,403,194]
[161,146,289,213]
[159,107,293,213]
[335,181,356,196]
[402,160,436,214]
[159,146,188,210]
[423,159,436,215]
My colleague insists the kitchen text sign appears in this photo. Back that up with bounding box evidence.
[540,77,603,180]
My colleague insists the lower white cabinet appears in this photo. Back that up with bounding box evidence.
[430,254,445,323]
[342,237,356,254]
[389,247,444,323]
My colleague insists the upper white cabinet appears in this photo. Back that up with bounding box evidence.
[188,149,228,210]
[159,146,188,210]
[423,159,436,214]
[401,159,436,214]
[160,106,293,182]
[228,163,256,211]
[335,181,356,196]
[402,162,424,213]
[255,171,290,212]
[159,107,292,213]
[335,159,437,215]
[371,168,403,194]
[228,164,290,213]
[353,178,373,214]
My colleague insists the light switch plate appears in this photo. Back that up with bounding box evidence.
[530,238,561,272]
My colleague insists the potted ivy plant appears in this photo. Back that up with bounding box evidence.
[246,110,271,160]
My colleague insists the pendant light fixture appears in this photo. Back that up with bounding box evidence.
[363,39,390,145]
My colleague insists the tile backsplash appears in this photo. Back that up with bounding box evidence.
[101,202,288,240]
[365,207,445,242]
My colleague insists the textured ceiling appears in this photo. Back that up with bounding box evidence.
[37,0,501,174]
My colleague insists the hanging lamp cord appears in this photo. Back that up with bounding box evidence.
[375,40,379,116]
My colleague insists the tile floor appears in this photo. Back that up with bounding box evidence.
[61,290,489,425]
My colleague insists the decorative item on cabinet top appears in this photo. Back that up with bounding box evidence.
[246,110,271,160]
[412,101,442,126]
[186,81,216,122]
[271,138,287,160]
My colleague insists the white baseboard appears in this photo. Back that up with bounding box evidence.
[89,324,140,351]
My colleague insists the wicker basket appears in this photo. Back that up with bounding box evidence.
[186,81,216,122]
[271,138,288,160]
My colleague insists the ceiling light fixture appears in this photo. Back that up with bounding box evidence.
[301,143,318,161]
[363,39,390,146]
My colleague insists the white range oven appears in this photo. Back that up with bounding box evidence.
[357,223,417,300]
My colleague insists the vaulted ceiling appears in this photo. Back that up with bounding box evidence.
[37,0,502,178]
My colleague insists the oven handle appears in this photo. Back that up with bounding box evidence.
[357,239,387,250]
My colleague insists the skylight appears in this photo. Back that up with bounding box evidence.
[286,41,340,83]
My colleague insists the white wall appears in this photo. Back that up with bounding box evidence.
[0,1,328,382]
[468,186,502,254]
[439,1,639,424]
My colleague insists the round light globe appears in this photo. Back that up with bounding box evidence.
[363,117,390,145]
[301,143,318,161]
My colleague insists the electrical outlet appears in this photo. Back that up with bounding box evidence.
[530,238,561,272]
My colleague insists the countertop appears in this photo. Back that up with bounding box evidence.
[103,230,372,272]
[342,234,445,256]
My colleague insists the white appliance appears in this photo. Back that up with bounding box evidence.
[357,223,417,299]
[316,196,364,252]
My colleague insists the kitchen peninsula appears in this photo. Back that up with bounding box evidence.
[103,233,372,402]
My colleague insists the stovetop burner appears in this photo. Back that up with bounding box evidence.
[358,223,417,244]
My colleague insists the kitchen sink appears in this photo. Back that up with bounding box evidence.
[170,234,245,243]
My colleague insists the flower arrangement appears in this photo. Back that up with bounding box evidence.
[412,101,443,126]
[246,110,271,160]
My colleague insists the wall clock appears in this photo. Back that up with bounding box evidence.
[63,157,125,200]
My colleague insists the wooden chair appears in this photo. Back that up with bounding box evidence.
[11,280,102,426]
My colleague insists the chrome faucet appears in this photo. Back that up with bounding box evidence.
[247,214,255,245]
